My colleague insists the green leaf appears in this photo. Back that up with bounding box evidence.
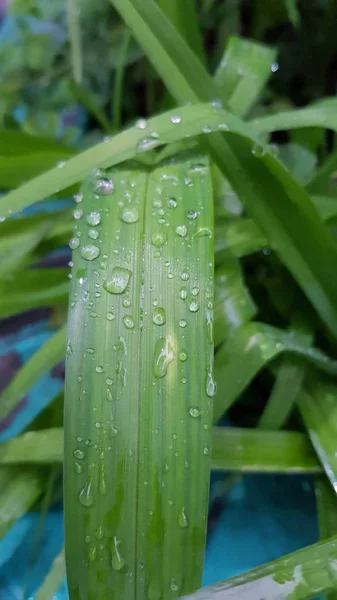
[214,322,337,423]
[212,427,321,474]
[0,326,66,423]
[0,153,77,190]
[0,466,45,539]
[64,157,214,598]
[284,0,300,28]
[0,130,75,156]
[214,35,277,117]
[182,535,337,600]
[110,0,337,340]
[34,549,65,600]
[156,0,205,63]
[0,428,63,464]
[67,0,83,84]
[315,479,337,600]
[250,104,337,136]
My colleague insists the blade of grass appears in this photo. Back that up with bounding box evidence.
[0,152,77,190]
[34,549,66,600]
[315,478,337,600]
[70,81,111,133]
[213,322,337,423]
[250,104,337,136]
[0,466,45,539]
[214,36,277,117]
[0,326,66,423]
[110,0,337,340]
[306,148,337,196]
[0,130,75,156]
[64,156,214,598]
[0,428,63,464]
[182,535,337,600]
[112,29,132,131]
[67,0,82,84]
[212,427,321,474]
[156,0,205,63]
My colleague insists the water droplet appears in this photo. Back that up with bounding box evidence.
[193,227,212,240]
[66,342,73,356]
[99,465,107,495]
[103,267,132,294]
[176,225,187,237]
[271,61,279,72]
[74,193,83,203]
[136,118,147,129]
[187,210,200,220]
[180,288,187,300]
[178,507,189,528]
[106,377,113,386]
[179,349,188,362]
[95,365,104,373]
[88,228,99,240]
[202,124,212,134]
[106,388,113,402]
[81,245,100,261]
[73,208,83,220]
[79,479,94,507]
[57,160,66,168]
[251,143,266,158]
[153,307,166,326]
[181,272,189,281]
[120,206,139,224]
[203,445,210,456]
[153,337,175,378]
[74,449,84,459]
[179,319,187,328]
[88,546,97,562]
[94,177,114,196]
[86,211,101,226]
[211,99,223,110]
[107,312,115,321]
[167,197,177,208]
[170,580,179,592]
[189,407,201,418]
[136,132,159,153]
[95,526,104,539]
[86,347,95,354]
[206,369,217,397]
[123,315,135,329]
[151,231,167,247]
[74,461,83,474]
[189,301,199,312]
[111,536,125,571]
[122,297,131,308]
[69,237,80,250]
[170,114,181,124]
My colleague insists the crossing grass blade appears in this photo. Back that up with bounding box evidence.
[213,322,337,423]
[0,466,45,538]
[156,0,205,63]
[34,549,66,600]
[211,427,321,474]
[182,535,337,600]
[0,429,63,464]
[0,326,66,423]
[315,479,337,600]
[249,103,337,136]
[64,155,214,599]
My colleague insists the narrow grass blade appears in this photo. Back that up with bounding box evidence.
[70,81,111,132]
[156,0,205,62]
[34,549,66,600]
[110,0,337,339]
[315,479,337,600]
[0,429,63,464]
[64,156,214,599]
[284,0,300,28]
[67,0,83,84]
[214,36,277,117]
[0,153,77,190]
[298,377,337,492]
[212,427,321,474]
[0,326,66,423]
[250,105,337,136]
[0,466,45,538]
[0,269,68,320]
[306,148,337,196]
[213,322,337,423]
[214,256,256,347]
[182,535,337,600]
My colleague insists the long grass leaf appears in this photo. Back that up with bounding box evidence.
[315,479,337,600]
[0,466,45,538]
[64,156,214,598]
[34,549,66,600]
[0,429,63,464]
[0,130,75,156]
[182,535,337,600]
[250,105,337,135]
[156,0,205,63]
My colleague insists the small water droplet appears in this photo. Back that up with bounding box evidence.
[74,449,84,459]
[180,288,187,300]
[86,347,95,354]
[153,337,175,378]
[88,228,99,240]
[57,160,66,168]
[122,297,131,308]
[203,445,210,456]
[176,225,187,237]
[167,197,177,208]
[73,208,83,220]
[111,536,125,571]
[106,388,113,402]
[136,118,147,129]
[103,267,132,294]
[123,315,135,329]
[189,301,199,312]
[81,245,100,261]
[202,124,212,134]
[74,461,83,474]
[170,114,181,124]
[94,177,114,196]
[189,407,201,418]
[179,349,188,362]
[193,227,212,240]
[66,342,73,356]
[179,319,187,328]
[107,312,115,321]
[178,507,189,528]
[153,307,166,326]
[86,211,101,226]
[95,526,104,539]
[271,61,279,72]
[181,272,189,281]
[251,143,266,158]
[136,132,159,153]
[211,99,223,110]
[95,365,104,373]
[151,231,167,247]
[187,210,200,220]
[88,546,97,562]
[120,207,139,224]
[79,479,94,507]
[74,193,83,203]
[69,237,80,250]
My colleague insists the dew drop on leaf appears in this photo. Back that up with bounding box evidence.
[86,211,101,226]
[178,507,189,528]
[79,479,94,507]
[153,337,175,378]
[103,267,132,294]
[176,225,187,238]
[81,245,100,261]
[153,307,166,326]
[120,207,139,224]
[94,177,114,196]
[69,237,80,250]
[151,231,167,247]
[111,537,125,571]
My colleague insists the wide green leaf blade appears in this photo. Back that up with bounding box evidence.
[64,156,214,599]
[182,535,337,600]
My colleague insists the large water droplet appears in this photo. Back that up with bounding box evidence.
[153,337,175,378]
[88,228,99,240]
[81,245,100,261]
[73,208,83,220]
[206,369,217,397]
[94,177,114,196]
[69,237,80,250]
[136,132,159,153]
[120,207,139,224]
[103,267,132,294]
[151,231,167,247]
[153,307,166,326]
[189,407,201,418]
[178,507,189,528]
[189,301,199,313]
[79,479,94,507]
[123,315,135,329]
[86,211,101,226]
[176,225,187,238]
[111,537,125,571]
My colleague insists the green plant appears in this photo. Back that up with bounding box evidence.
[2,1,337,599]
